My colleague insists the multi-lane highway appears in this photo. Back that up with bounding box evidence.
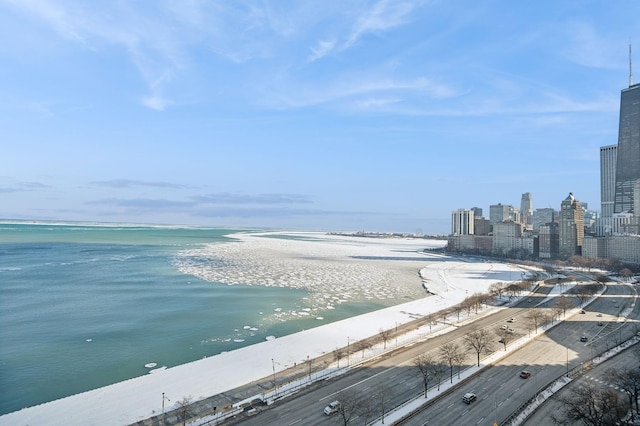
[230,280,638,426]
[523,337,640,425]
[399,281,638,425]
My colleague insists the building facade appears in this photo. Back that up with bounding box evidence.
[492,220,524,255]
[613,82,640,214]
[451,209,475,235]
[600,144,617,219]
[474,216,491,235]
[559,193,584,258]
[538,222,559,259]
[489,204,511,226]
[520,192,533,227]
[532,208,555,231]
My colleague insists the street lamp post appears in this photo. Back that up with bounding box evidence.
[395,322,398,346]
[272,358,277,397]
[162,392,170,426]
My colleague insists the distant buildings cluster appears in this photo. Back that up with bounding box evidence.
[448,68,640,264]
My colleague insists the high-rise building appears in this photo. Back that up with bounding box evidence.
[470,207,483,218]
[451,209,474,235]
[598,144,617,236]
[490,204,520,225]
[600,144,617,218]
[613,79,640,214]
[539,222,559,259]
[532,208,555,231]
[474,216,491,235]
[520,192,533,227]
[489,204,510,226]
[559,193,584,257]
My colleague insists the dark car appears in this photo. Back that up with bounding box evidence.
[580,336,588,342]
[520,370,531,379]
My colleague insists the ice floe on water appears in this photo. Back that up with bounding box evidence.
[174,232,445,324]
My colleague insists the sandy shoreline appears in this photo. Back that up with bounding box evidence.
[0,232,527,426]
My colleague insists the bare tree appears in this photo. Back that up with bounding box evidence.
[452,348,467,379]
[555,295,575,318]
[524,310,545,334]
[451,304,463,322]
[335,388,371,426]
[573,286,591,307]
[439,342,464,383]
[373,385,394,425]
[425,313,434,332]
[333,348,345,368]
[607,366,640,418]
[489,281,507,300]
[414,353,439,397]
[621,268,634,281]
[379,328,391,350]
[355,340,372,359]
[555,382,630,426]
[464,329,493,367]
[496,328,514,351]
[174,396,194,426]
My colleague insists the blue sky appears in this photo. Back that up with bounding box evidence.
[1,1,638,235]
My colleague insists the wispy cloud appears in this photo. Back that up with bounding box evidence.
[190,206,366,219]
[0,181,50,193]
[192,193,313,205]
[308,0,419,61]
[86,198,195,210]
[91,179,191,189]
[84,191,315,215]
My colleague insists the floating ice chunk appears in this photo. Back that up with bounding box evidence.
[234,339,245,343]
[144,363,157,368]
[85,339,92,342]
[265,335,276,341]
[274,308,282,312]
[316,317,324,320]
[243,326,251,330]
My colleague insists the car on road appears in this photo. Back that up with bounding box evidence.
[462,392,477,404]
[324,401,340,415]
[520,370,531,379]
[507,318,515,323]
[507,328,515,333]
[500,325,508,330]
[580,336,588,342]
[598,321,604,326]
[597,313,603,317]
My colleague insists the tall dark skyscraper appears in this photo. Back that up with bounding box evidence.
[613,47,640,214]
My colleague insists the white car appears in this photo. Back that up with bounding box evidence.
[324,401,340,415]
[462,392,477,404]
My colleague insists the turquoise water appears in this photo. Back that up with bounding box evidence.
[0,223,386,415]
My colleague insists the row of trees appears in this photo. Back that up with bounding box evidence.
[413,328,495,399]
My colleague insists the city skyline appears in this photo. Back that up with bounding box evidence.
[1,1,639,235]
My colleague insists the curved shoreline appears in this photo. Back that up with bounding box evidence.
[0,233,527,426]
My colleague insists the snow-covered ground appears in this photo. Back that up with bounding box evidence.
[0,232,529,426]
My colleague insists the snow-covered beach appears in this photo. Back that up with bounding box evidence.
[0,231,527,426]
